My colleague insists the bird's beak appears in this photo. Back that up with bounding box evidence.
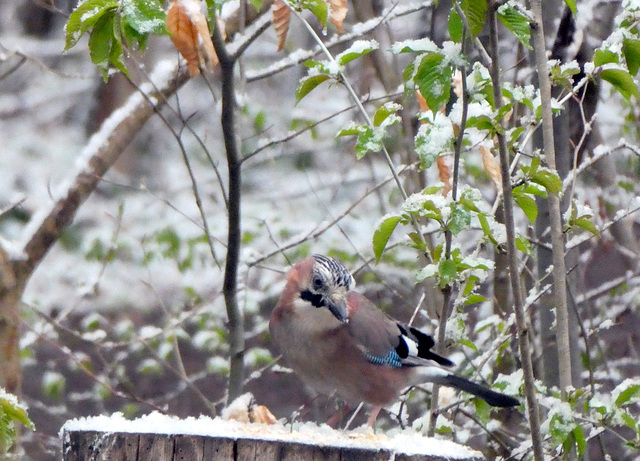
[326,299,349,323]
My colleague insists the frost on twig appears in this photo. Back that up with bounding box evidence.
[18,61,189,272]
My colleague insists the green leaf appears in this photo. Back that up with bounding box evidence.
[615,384,640,406]
[465,293,487,305]
[0,396,35,431]
[459,338,478,351]
[549,412,575,446]
[463,274,479,296]
[408,232,427,251]
[531,169,562,195]
[337,40,379,66]
[414,53,452,113]
[337,122,362,137]
[563,0,576,14]
[448,9,463,43]
[513,190,537,223]
[573,216,599,236]
[621,411,638,432]
[522,183,548,197]
[497,4,532,50]
[373,216,401,263]
[516,235,531,254]
[296,74,331,103]
[108,24,129,77]
[373,103,400,127]
[473,398,490,426]
[573,425,586,457]
[354,126,378,159]
[65,0,118,50]
[448,203,471,236]
[157,227,181,259]
[623,39,640,75]
[460,0,487,37]
[477,214,498,246]
[301,0,328,26]
[594,49,619,67]
[89,12,116,81]
[123,0,167,36]
[438,259,458,288]
[601,68,640,100]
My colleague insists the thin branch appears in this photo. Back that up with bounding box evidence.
[18,62,190,277]
[530,0,572,399]
[245,1,431,82]
[488,4,544,460]
[429,19,470,437]
[285,1,431,260]
[211,16,246,405]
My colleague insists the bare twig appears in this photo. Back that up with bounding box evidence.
[211,17,246,405]
[488,4,544,460]
[531,0,572,404]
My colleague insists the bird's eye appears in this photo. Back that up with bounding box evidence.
[312,276,323,290]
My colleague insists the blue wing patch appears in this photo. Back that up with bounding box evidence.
[365,350,403,368]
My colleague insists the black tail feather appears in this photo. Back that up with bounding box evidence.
[408,327,455,367]
[439,374,519,407]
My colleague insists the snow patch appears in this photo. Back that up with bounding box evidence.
[60,412,482,459]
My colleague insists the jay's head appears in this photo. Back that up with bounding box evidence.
[291,254,355,323]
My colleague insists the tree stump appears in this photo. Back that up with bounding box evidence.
[61,413,484,461]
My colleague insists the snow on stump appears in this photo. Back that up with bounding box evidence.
[61,412,484,461]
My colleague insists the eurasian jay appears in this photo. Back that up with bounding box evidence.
[269,254,519,425]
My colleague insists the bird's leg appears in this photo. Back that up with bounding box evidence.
[366,406,382,427]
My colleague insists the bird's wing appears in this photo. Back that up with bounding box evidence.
[345,292,453,368]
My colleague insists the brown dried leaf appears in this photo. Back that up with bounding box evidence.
[452,69,463,99]
[167,1,199,76]
[437,156,452,196]
[250,405,278,425]
[329,0,348,33]
[416,90,429,112]
[167,0,217,76]
[273,0,291,51]
[480,145,502,190]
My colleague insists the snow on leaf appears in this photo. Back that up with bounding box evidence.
[415,53,453,113]
[391,37,439,54]
[0,389,35,431]
[497,2,532,50]
[415,263,438,283]
[123,0,167,35]
[65,0,118,50]
[337,40,379,66]
[273,0,291,51]
[373,102,401,127]
[613,379,640,407]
